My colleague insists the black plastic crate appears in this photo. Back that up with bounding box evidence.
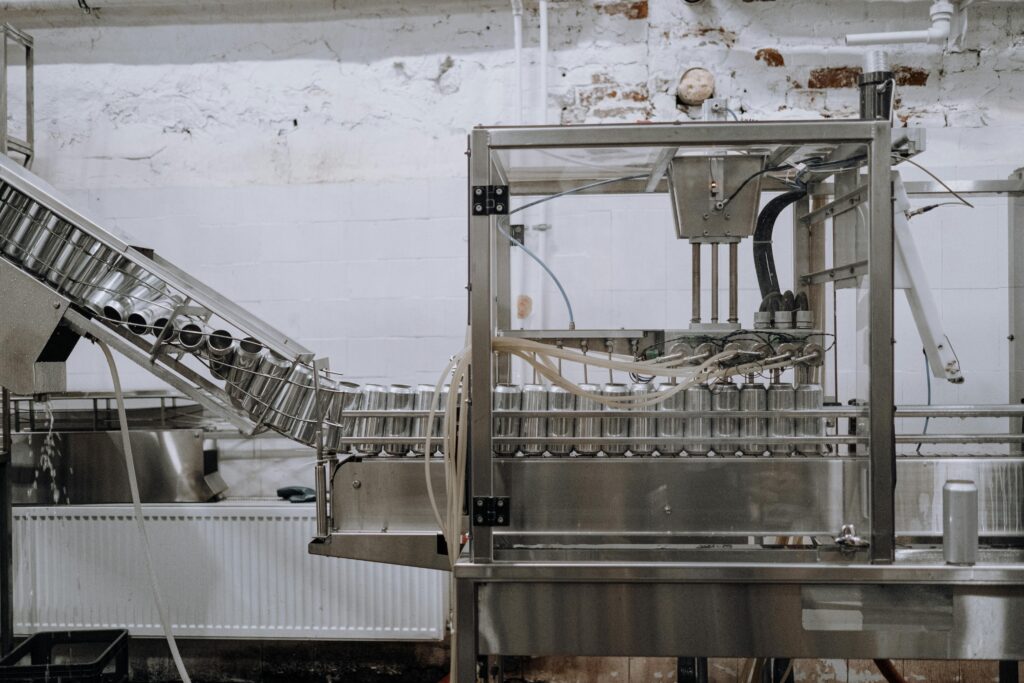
[0,630,129,683]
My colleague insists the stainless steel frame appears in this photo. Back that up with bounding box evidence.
[446,121,1024,679]
[0,25,33,168]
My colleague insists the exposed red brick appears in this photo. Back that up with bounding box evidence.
[893,65,930,86]
[685,25,738,46]
[755,48,785,67]
[807,66,862,89]
[596,1,648,20]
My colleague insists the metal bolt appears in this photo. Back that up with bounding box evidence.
[495,204,504,212]
[496,499,504,508]
[476,515,484,524]
[724,213,731,220]
[497,516,505,524]
[702,213,709,220]
[52,301,61,309]
[474,187,483,196]
[474,203,483,212]
[476,499,484,507]
[351,480,361,489]
[664,505,672,515]
[494,187,503,196]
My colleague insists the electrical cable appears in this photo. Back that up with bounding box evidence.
[725,108,740,121]
[917,347,931,455]
[509,173,647,215]
[496,218,576,329]
[892,155,975,209]
[98,340,191,683]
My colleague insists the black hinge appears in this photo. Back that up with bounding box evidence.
[472,496,510,527]
[471,186,509,216]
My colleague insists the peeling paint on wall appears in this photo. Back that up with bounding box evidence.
[755,48,785,67]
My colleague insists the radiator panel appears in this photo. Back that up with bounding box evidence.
[14,503,446,640]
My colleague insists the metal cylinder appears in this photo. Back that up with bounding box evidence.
[943,480,978,566]
[691,243,701,324]
[290,375,336,446]
[411,384,438,456]
[711,381,740,456]
[0,190,32,243]
[353,384,388,455]
[739,381,768,456]
[177,321,208,352]
[767,382,796,455]
[795,383,825,455]
[546,385,575,456]
[796,310,814,330]
[728,242,738,324]
[753,311,772,330]
[656,382,686,456]
[2,201,49,262]
[710,242,719,323]
[225,337,265,404]
[241,352,293,421]
[493,384,522,456]
[206,329,237,380]
[684,384,712,456]
[629,382,656,456]
[326,381,362,454]
[520,384,548,456]
[601,383,629,456]
[22,216,73,276]
[60,238,119,301]
[859,50,894,121]
[575,383,602,456]
[84,262,142,317]
[773,309,793,329]
[383,384,415,456]
[265,363,315,435]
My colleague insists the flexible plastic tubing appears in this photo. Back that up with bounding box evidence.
[98,340,192,683]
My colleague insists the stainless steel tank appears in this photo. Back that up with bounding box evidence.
[795,383,825,455]
[656,382,685,456]
[684,384,712,456]
[383,384,415,456]
[629,382,656,456]
[601,382,629,456]
[353,383,388,455]
[739,381,768,456]
[575,383,602,456]
[493,384,522,456]
[767,381,795,455]
[520,384,548,456]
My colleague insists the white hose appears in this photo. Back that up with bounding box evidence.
[98,340,191,683]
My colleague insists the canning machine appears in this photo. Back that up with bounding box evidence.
[1,72,1024,680]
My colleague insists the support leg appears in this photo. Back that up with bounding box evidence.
[691,243,701,324]
[1000,661,1020,683]
[711,242,719,324]
[0,387,11,655]
[455,579,478,683]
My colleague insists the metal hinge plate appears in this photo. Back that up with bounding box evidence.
[471,186,509,216]
[472,496,510,527]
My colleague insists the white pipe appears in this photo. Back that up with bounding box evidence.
[536,0,551,332]
[511,0,523,125]
[539,0,549,124]
[846,0,954,46]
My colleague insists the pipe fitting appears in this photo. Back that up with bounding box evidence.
[846,0,954,47]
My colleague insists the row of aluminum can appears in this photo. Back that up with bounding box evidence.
[492,381,825,457]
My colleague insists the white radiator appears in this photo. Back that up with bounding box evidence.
[14,503,447,640]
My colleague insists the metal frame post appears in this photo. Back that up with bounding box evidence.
[455,578,478,683]
[1009,167,1024,454]
[469,128,494,563]
[867,121,895,563]
[0,24,34,168]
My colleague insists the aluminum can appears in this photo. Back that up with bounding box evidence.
[325,381,362,454]
[767,382,795,455]
[739,382,768,455]
[492,384,521,456]
[353,384,388,455]
[241,352,292,421]
[795,383,825,455]
[656,383,685,456]
[943,480,978,566]
[520,384,548,456]
[546,385,575,456]
[629,382,656,456]
[684,384,712,455]
[600,383,629,456]
[711,381,740,456]
[383,384,415,456]
[574,383,602,456]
